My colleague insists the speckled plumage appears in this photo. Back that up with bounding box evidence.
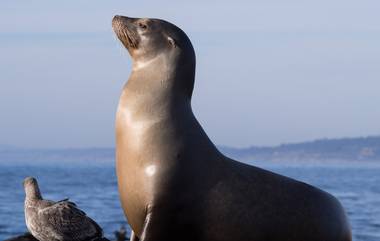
[23,177,108,241]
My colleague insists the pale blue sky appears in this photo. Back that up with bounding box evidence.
[1,1,379,148]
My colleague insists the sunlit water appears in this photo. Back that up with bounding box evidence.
[0,161,379,241]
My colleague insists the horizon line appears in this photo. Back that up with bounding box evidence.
[2,134,379,151]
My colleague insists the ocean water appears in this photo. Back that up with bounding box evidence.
[0,161,379,241]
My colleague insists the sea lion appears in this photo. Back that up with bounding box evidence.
[112,15,352,241]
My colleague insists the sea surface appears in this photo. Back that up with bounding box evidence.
[0,160,379,241]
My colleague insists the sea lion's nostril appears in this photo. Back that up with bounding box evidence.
[113,15,131,21]
[113,15,126,24]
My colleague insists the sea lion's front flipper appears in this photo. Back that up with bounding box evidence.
[138,206,172,241]
[139,208,155,241]
[130,231,139,241]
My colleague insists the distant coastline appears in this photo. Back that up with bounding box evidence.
[1,136,380,163]
[220,135,380,163]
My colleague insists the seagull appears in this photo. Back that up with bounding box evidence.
[23,177,109,241]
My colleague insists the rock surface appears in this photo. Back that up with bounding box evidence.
[4,233,38,241]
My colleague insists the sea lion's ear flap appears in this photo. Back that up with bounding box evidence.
[167,36,177,48]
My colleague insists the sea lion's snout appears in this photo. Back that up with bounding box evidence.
[112,15,139,50]
[112,15,130,32]
[113,15,123,20]
[112,15,130,25]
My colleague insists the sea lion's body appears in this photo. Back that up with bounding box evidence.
[113,15,351,241]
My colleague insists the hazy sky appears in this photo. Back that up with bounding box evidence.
[1,1,379,148]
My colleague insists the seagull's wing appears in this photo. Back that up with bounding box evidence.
[56,198,69,203]
[38,201,103,241]
[56,198,77,207]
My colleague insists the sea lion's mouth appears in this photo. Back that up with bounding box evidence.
[112,15,139,49]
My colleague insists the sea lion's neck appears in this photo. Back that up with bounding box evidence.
[125,54,192,114]
[117,57,218,158]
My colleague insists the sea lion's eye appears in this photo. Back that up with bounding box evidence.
[138,22,148,30]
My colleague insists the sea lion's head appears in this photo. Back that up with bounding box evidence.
[112,15,194,61]
[112,15,196,97]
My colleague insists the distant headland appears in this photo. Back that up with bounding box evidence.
[220,135,380,163]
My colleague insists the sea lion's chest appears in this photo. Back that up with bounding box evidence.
[115,103,160,191]
[115,100,182,231]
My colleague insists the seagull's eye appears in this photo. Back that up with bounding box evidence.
[138,22,148,30]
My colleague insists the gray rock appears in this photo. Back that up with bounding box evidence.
[4,232,38,241]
